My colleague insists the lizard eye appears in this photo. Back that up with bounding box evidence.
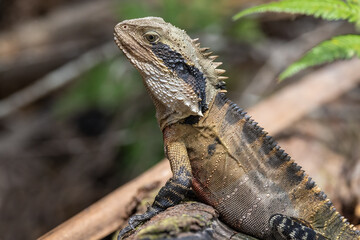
[144,31,160,43]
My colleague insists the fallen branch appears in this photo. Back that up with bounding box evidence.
[0,0,116,100]
[39,58,360,240]
[0,42,118,119]
[248,58,360,135]
[39,160,171,240]
[238,21,354,106]
[0,0,114,75]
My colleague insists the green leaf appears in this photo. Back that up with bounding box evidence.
[346,0,360,5]
[233,0,360,25]
[278,34,360,81]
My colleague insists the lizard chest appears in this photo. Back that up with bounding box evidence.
[184,128,247,194]
[180,125,298,239]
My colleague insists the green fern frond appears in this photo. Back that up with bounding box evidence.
[233,0,360,25]
[278,35,360,81]
[346,0,360,5]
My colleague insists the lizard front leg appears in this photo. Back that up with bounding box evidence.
[118,141,192,239]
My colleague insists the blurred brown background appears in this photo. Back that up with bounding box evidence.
[0,0,359,239]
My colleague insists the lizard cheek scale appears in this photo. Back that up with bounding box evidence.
[114,17,360,240]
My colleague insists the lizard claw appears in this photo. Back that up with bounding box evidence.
[117,225,133,240]
[117,211,155,239]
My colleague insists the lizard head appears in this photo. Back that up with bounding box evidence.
[114,17,227,128]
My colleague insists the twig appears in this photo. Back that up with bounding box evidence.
[238,21,354,106]
[0,0,114,63]
[248,58,360,135]
[0,42,118,119]
[0,0,116,96]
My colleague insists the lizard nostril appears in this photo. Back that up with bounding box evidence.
[122,25,128,30]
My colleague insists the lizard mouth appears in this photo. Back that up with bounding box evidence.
[113,32,125,52]
[113,31,133,60]
[113,29,152,66]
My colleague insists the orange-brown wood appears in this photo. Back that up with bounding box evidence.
[39,160,170,240]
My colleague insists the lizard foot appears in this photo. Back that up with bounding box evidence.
[117,165,192,239]
[269,214,326,240]
[117,225,134,240]
[117,207,160,240]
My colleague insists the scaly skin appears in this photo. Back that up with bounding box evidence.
[114,17,360,239]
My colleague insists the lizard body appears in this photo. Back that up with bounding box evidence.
[114,17,360,239]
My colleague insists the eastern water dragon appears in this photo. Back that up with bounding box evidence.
[113,17,360,240]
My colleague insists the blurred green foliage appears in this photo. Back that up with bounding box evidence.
[116,0,223,31]
[116,0,264,43]
[55,58,164,179]
[55,60,142,116]
[117,113,164,178]
[228,19,264,44]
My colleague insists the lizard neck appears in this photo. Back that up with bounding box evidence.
[149,83,220,131]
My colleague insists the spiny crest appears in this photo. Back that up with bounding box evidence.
[191,38,228,91]
[225,94,312,177]
[225,94,360,236]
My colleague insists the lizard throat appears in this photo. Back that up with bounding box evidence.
[151,42,208,113]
